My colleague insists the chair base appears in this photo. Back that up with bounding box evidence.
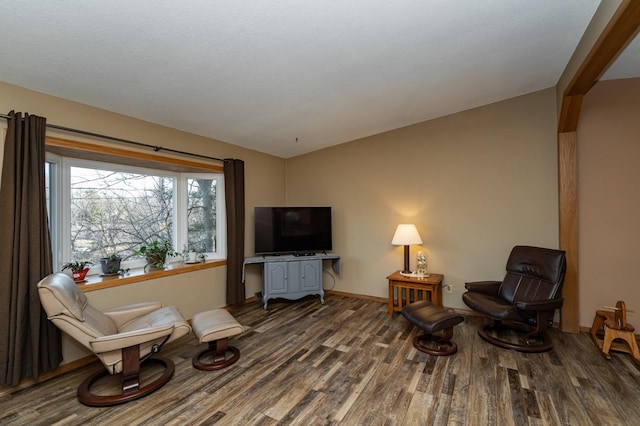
[192,338,241,371]
[77,356,175,407]
[413,332,458,356]
[478,322,553,353]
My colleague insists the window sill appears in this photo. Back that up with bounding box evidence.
[76,259,226,293]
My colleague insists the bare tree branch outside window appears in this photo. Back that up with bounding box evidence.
[69,167,174,264]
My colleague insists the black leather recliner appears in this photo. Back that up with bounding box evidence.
[462,245,567,352]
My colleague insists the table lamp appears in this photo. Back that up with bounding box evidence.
[391,224,423,274]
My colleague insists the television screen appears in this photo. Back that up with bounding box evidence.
[254,207,332,255]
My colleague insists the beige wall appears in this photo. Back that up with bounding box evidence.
[0,80,590,362]
[577,78,640,327]
[0,82,285,362]
[285,88,560,309]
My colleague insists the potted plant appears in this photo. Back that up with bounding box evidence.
[181,244,206,264]
[99,253,122,275]
[62,261,94,283]
[135,239,177,271]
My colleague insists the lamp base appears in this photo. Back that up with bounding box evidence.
[403,245,411,275]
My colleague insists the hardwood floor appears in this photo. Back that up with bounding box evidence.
[1,293,639,425]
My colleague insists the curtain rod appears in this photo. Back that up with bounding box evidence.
[0,113,225,163]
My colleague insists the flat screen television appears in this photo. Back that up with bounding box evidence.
[254,207,332,255]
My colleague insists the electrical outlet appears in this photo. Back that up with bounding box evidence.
[445,284,453,294]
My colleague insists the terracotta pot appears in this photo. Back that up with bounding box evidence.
[72,268,90,282]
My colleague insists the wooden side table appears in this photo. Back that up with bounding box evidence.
[387,271,444,315]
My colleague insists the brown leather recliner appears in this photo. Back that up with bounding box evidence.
[462,245,566,353]
[37,272,192,406]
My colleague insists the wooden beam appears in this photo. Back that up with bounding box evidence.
[566,0,640,99]
[557,0,640,332]
[557,95,583,135]
[559,0,640,133]
[558,132,579,332]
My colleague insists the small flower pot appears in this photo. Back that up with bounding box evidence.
[146,252,167,271]
[72,268,90,282]
[100,257,122,275]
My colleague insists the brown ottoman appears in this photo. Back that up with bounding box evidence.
[402,300,464,356]
[191,309,244,370]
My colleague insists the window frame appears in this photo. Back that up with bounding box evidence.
[45,152,63,270]
[44,136,226,277]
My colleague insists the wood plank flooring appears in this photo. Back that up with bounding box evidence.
[1,293,639,425]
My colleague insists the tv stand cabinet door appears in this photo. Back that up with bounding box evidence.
[300,259,322,293]
[265,262,289,294]
[263,260,299,310]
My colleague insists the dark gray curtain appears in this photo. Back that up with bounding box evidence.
[224,159,245,305]
[0,111,61,386]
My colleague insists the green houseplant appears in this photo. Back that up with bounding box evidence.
[62,260,93,282]
[135,239,177,271]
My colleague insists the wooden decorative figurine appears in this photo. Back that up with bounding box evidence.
[590,300,640,364]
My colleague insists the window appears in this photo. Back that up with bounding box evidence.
[46,154,225,274]
[185,176,219,253]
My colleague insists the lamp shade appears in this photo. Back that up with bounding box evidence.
[391,224,423,246]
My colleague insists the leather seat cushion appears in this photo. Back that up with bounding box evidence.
[462,292,524,322]
[402,300,464,334]
[119,305,192,343]
[192,309,244,343]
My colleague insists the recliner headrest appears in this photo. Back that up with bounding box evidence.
[506,245,566,284]
[37,272,88,321]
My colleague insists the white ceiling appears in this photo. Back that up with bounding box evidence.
[0,1,631,159]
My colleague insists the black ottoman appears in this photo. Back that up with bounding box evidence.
[402,300,464,356]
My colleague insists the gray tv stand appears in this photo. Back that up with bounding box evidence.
[242,254,340,309]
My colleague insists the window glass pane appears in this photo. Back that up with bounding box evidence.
[187,178,217,253]
[69,166,175,264]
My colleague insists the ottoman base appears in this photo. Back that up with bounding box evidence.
[413,329,457,356]
[191,309,244,371]
[402,300,464,356]
[192,338,241,370]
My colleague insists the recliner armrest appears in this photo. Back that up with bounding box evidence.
[464,281,501,296]
[89,323,174,353]
[515,298,564,311]
[102,302,164,328]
